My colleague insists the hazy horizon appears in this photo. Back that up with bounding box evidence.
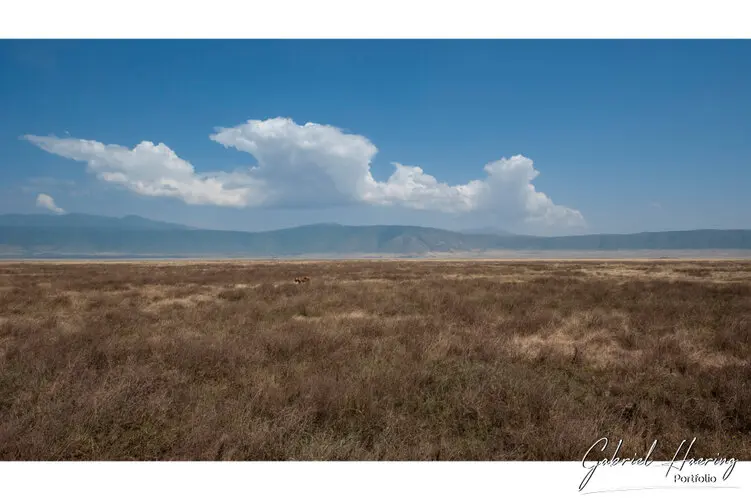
[4,210,751,236]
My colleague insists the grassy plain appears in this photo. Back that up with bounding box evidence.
[0,260,749,460]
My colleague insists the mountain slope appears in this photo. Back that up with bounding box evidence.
[459,226,515,236]
[0,213,191,230]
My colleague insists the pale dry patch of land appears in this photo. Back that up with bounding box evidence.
[0,260,749,460]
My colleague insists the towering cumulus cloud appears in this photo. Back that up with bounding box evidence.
[210,118,378,208]
[24,117,585,229]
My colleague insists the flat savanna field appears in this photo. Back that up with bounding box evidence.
[0,260,749,460]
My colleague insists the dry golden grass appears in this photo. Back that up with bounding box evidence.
[0,260,750,460]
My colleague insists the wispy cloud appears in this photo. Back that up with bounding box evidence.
[35,193,65,214]
[23,117,585,229]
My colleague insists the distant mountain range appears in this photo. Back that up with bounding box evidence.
[1,213,750,258]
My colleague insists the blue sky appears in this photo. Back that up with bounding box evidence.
[1,40,749,235]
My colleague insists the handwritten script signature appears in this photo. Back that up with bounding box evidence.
[579,437,737,492]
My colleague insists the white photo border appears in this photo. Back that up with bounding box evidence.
[1,0,751,38]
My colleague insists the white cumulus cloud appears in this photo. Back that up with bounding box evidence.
[210,118,378,208]
[36,193,65,214]
[23,135,264,207]
[24,117,585,229]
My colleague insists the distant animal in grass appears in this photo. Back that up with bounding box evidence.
[294,276,311,284]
